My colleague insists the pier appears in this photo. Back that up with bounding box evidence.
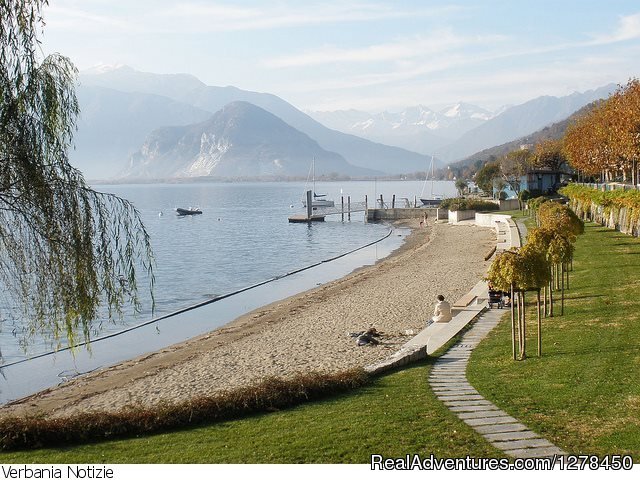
[288,191,435,223]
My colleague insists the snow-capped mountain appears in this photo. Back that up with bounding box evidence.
[441,102,493,121]
[308,102,495,155]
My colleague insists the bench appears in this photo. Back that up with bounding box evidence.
[425,303,485,354]
[452,292,477,308]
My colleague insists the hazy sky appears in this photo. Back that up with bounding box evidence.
[42,0,640,113]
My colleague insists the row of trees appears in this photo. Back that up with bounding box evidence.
[487,201,583,360]
[565,79,640,184]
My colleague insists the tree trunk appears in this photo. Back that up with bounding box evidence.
[543,285,548,317]
[561,263,565,315]
[537,290,542,357]
[511,284,516,360]
[520,292,527,360]
[549,279,554,317]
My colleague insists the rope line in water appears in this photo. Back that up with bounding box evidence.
[1,227,395,369]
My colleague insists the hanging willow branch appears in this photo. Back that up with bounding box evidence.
[0,0,154,347]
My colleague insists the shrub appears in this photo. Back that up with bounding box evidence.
[0,369,370,451]
[441,198,499,212]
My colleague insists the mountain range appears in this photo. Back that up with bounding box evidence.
[308,103,494,155]
[126,102,377,178]
[71,66,617,180]
[449,102,600,170]
[308,85,615,163]
[435,85,616,161]
[76,66,430,179]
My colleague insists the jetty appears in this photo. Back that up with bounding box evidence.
[289,191,431,223]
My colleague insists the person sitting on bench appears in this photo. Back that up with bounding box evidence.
[428,294,452,326]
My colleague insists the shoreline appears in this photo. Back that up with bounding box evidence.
[1,218,496,418]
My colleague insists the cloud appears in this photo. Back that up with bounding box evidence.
[45,5,135,33]
[590,12,640,44]
[45,1,464,36]
[263,30,505,68]
[154,2,463,33]
[297,49,637,112]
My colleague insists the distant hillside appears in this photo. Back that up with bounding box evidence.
[124,102,378,179]
[72,85,212,179]
[449,101,599,170]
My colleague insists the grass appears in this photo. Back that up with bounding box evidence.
[468,220,640,459]
[0,362,502,463]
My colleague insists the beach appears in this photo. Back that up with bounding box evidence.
[1,219,495,418]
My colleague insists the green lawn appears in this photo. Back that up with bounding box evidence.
[0,362,502,463]
[468,221,640,459]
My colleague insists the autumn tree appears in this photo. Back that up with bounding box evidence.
[499,149,531,196]
[531,139,568,171]
[0,0,154,347]
[606,79,640,185]
[564,80,640,184]
[486,245,550,360]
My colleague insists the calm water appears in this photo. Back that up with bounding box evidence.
[0,180,455,403]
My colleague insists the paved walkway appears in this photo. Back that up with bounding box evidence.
[515,217,529,242]
[429,306,565,458]
[429,214,564,458]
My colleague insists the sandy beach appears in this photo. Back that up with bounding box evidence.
[1,219,495,419]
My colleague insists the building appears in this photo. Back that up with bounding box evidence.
[519,168,568,195]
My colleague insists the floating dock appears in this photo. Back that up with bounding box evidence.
[288,214,326,223]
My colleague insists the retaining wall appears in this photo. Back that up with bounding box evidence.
[366,207,437,222]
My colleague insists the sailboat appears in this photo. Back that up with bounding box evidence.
[420,155,443,207]
[302,157,335,208]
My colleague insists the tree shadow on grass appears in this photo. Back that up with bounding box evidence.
[543,343,640,358]
[563,294,605,301]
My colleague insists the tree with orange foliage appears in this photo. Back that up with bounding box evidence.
[564,79,640,184]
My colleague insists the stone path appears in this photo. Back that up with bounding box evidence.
[429,306,566,459]
[515,217,529,242]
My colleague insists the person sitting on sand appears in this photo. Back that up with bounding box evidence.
[430,294,452,325]
[350,327,381,346]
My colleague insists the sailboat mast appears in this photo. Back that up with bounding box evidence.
[430,155,435,198]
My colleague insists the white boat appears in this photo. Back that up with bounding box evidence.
[420,155,443,207]
[302,157,335,208]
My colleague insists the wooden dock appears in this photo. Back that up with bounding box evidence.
[288,214,326,223]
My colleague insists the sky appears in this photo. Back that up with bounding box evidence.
[41,0,640,113]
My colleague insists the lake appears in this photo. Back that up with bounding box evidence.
[0,180,456,403]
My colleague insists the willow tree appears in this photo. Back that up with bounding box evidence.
[1,1,154,348]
